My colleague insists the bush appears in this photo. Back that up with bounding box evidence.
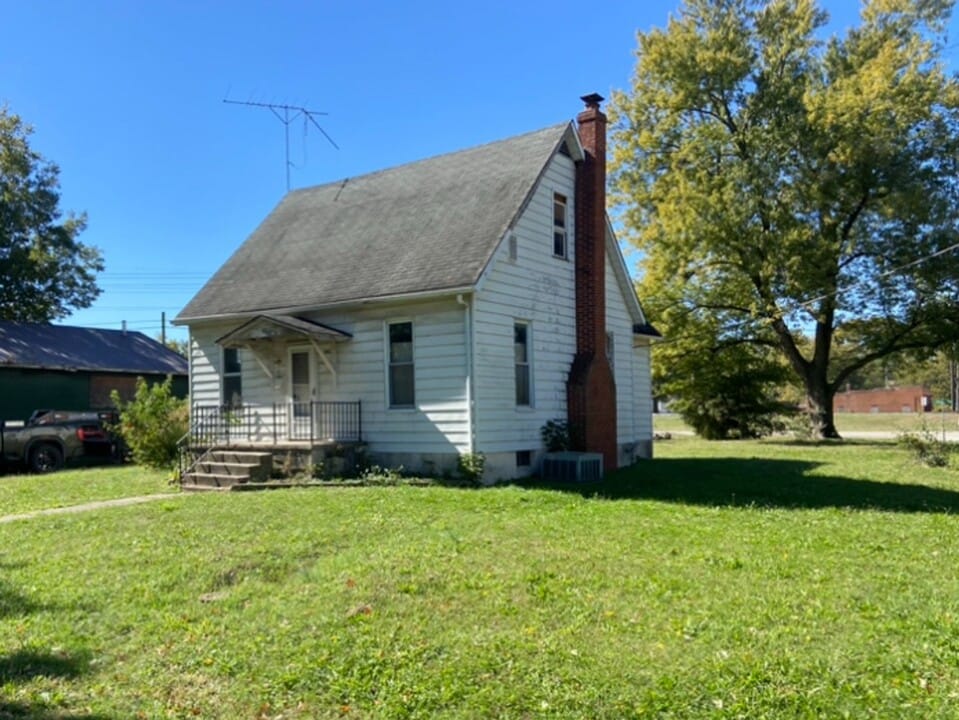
[540,419,570,452]
[899,420,954,468]
[359,464,406,485]
[457,452,486,484]
[674,370,791,441]
[111,376,189,470]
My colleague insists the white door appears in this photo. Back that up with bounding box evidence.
[289,349,313,439]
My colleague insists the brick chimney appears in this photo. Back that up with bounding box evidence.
[567,93,617,471]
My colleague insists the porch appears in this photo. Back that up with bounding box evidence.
[179,401,364,490]
[190,401,362,445]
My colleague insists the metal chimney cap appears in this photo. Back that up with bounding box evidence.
[580,93,604,109]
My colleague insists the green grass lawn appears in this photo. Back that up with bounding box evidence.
[654,411,959,435]
[3,440,959,718]
[0,465,172,517]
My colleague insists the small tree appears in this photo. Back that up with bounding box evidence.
[111,376,188,469]
[654,305,793,438]
[670,349,792,439]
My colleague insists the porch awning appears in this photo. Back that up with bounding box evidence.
[216,314,352,348]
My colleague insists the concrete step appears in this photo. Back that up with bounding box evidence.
[184,472,247,488]
[209,451,273,466]
[206,451,273,482]
[195,461,260,477]
[180,483,233,493]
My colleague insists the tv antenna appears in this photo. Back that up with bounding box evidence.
[224,98,339,191]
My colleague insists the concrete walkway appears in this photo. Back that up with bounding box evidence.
[0,493,183,525]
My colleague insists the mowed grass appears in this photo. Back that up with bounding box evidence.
[0,465,172,516]
[654,411,959,435]
[3,439,959,718]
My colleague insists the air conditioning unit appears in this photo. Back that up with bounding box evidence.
[542,452,603,482]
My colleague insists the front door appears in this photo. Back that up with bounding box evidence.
[289,349,313,439]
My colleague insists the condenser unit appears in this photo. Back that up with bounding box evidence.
[542,452,603,483]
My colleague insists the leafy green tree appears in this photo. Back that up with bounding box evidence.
[159,336,189,358]
[0,106,102,321]
[611,0,959,438]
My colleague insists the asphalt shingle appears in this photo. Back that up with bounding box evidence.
[0,321,188,375]
[176,122,571,321]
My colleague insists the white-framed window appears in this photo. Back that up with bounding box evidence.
[515,321,531,407]
[222,347,242,407]
[552,192,568,259]
[388,321,415,408]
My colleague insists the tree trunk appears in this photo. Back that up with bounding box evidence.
[805,379,840,439]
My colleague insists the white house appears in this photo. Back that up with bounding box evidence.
[174,94,658,482]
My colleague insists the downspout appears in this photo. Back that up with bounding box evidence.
[456,293,476,454]
[187,329,194,410]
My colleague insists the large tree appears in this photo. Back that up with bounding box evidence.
[611,0,959,438]
[0,106,102,321]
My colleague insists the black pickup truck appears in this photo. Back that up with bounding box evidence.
[0,410,118,473]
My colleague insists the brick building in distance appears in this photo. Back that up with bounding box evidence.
[834,386,933,414]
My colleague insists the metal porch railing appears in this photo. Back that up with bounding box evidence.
[188,401,362,446]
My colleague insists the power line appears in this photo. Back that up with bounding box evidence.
[651,240,959,346]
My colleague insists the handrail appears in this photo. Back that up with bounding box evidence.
[189,401,361,445]
[175,410,213,484]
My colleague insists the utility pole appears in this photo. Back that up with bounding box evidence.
[951,343,958,412]
[223,98,338,191]
[161,311,166,346]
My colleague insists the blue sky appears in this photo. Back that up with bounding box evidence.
[2,1,952,344]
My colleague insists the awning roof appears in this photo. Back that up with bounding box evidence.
[216,315,352,348]
[633,322,663,339]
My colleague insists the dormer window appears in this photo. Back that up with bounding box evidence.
[553,193,567,259]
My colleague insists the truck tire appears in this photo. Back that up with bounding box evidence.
[30,443,64,473]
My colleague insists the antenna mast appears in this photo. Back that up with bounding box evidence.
[224,98,339,191]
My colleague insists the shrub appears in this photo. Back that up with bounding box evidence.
[457,452,486,484]
[111,376,189,470]
[359,464,406,485]
[899,419,954,468]
[668,349,792,440]
[540,419,570,452]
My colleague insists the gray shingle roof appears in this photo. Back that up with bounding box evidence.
[0,321,188,375]
[176,122,572,322]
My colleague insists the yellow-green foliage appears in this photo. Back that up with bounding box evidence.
[111,376,188,470]
[611,0,959,437]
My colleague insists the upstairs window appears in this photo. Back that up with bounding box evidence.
[388,321,415,408]
[222,348,242,407]
[606,332,615,370]
[553,193,568,259]
[515,322,531,407]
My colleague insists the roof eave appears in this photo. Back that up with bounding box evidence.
[1,362,187,375]
[174,284,477,326]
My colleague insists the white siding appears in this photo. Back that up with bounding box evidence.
[632,339,653,443]
[186,298,469,457]
[605,253,653,445]
[472,152,577,456]
[306,299,469,455]
[189,324,232,405]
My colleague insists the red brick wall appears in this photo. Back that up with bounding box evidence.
[834,386,932,413]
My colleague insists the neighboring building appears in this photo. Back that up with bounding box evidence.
[0,321,188,422]
[834,386,933,414]
[175,94,659,481]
